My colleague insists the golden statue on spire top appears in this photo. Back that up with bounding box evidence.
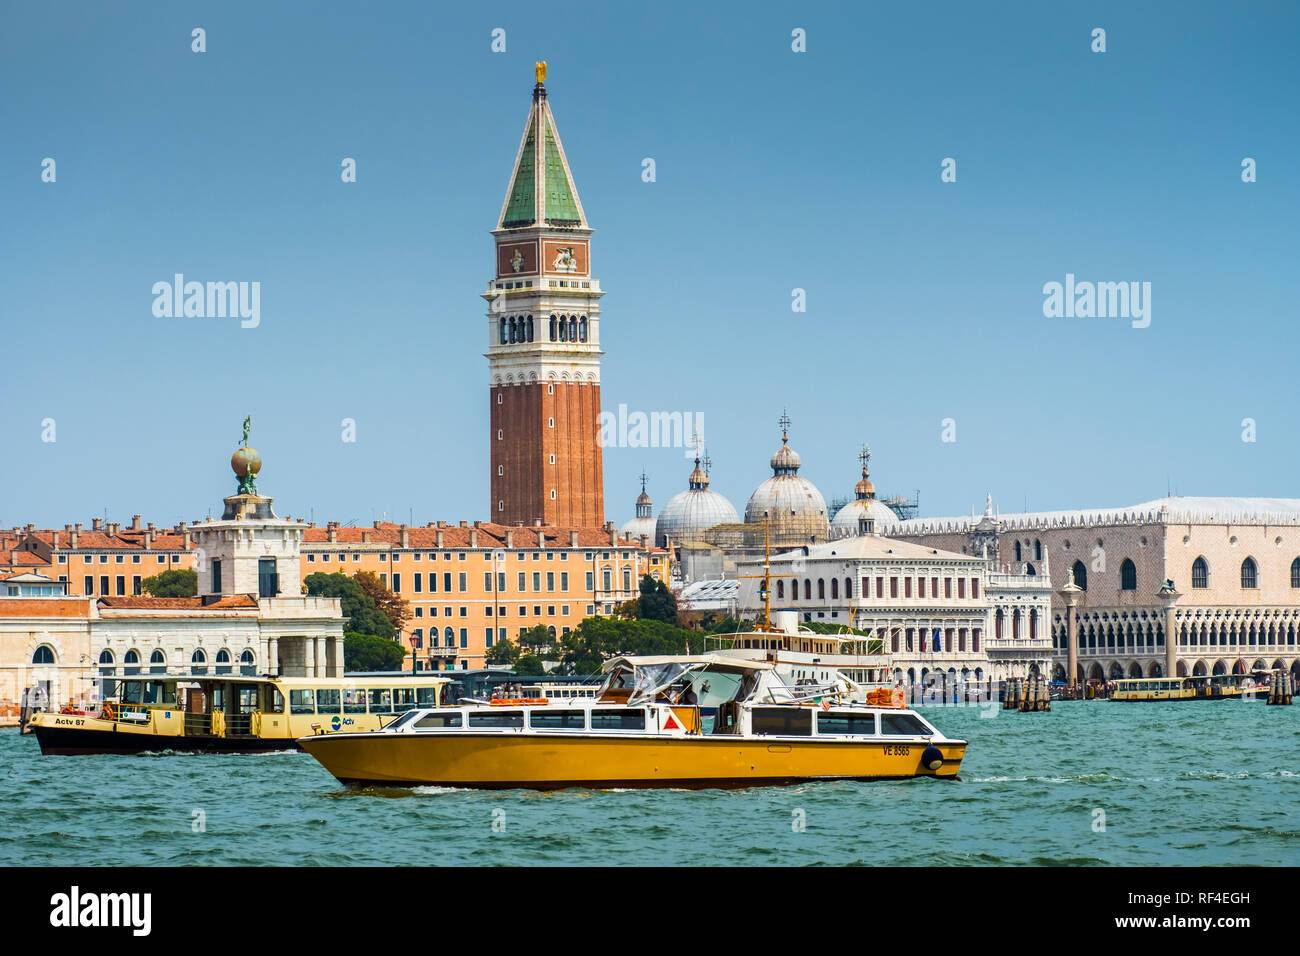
[535,61,547,84]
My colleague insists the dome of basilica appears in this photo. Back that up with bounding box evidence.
[743,417,828,544]
[655,455,740,548]
[620,473,658,541]
[830,444,900,535]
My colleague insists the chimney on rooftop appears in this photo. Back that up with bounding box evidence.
[92,518,103,531]
[609,527,618,546]
[436,521,446,529]
[52,531,60,548]
[400,525,410,548]
[362,530,372,543]
[537,530,546,548]
[469,529,478,548]
[639,534,648,550]
[435,529,444,548]
[459,521,467,528]
[505,530,514,548]
[144,529,153,549]
[373,520,382,530]
[570,531,579,548]
[131,515,141,530]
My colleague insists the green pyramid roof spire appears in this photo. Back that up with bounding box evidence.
[497,69,588,231]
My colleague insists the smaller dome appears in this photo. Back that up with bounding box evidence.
[620,515,656,540]
[636,489,652,507]
[855,474,876,498]
[831,497,900,535]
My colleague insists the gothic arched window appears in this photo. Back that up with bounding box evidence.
[1014,542,1022,562]
[525,315,534,342]
[777,580,784,600]
[1034,539,1043,561]
[1192,556,1209,589]
[995,608,1004,639]
[1120,559,1137,591]
[549,315,557,341]
[558,316,568,342]
[817,579,825,599]
[830,578,839,600]
[1291,557,1300,589]
[1241,557,1258,589]
[499,318,508,345]
[803,579,811,601]
[1071,560,1088,592]
[579,316,588,341]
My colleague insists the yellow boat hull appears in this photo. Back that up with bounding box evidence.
[298,733,967,789]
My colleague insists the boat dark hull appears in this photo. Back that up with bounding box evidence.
[32,724,302,755]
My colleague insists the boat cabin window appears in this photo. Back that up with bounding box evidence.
[468,711,524,729]
[817,712,876,736]
[529,709,586,730]
[316,689,341,713]
[589,708,645,731]
[343,689,367,714]
[880,713,930,735]
[416,686,441,707]
[265,689,284,714]
[751,707,812,736]
[368,689,395,714]
[393,688,416,709]
[290,689,316,715]
[415,712,463,729]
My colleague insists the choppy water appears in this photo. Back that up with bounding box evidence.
[3,700,1297,866]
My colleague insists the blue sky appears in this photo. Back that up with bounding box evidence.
[2,1,1297,530]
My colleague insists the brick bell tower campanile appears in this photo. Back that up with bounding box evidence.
[485,62,605,527]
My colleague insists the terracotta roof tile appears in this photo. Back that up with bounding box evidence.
[0,599,92,618]
[97,595,258,610]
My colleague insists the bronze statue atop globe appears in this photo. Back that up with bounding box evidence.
[231,445,262,495]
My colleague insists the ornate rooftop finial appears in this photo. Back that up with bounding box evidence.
[778,409,791,443]
[638,469,648,493]
[701,452,712,477]
[984,492,993,517]
[241,415,251,447]
[858,442,871,477]
[535,60,547,85]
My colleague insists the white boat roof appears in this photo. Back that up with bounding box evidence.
[600,654,775,673]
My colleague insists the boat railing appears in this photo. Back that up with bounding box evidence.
[225,713,254,737]
[184,712,212,736]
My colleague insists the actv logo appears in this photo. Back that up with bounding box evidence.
[49,886,151,937]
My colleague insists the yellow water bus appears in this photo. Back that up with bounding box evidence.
[298,655,966,790]
[28,673,450,755]
[1110,673,1268,702]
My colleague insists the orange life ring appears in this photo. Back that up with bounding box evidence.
[101,704,115,721]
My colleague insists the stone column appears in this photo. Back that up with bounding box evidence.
[333,636,344,677]
[317,637,328,678]
[305,636,316,677]
[1159,582,1181,679]
[1059,574,1083,693]
[268,636,279,676]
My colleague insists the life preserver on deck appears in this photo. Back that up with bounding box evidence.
[101,704,116,721]
[250,711,262,736]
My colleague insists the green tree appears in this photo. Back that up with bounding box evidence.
[485,637,520,666]
[637,575,678,623]
[344,632,407,671]
[514,654,547,677]
[354,570,410,631]
[518,624,554,655]
[304,572,395,639]
[139,568,197,597]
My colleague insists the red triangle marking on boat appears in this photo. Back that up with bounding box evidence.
[664,714,680,730]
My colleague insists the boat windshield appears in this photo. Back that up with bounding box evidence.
[385,710,422,731]
[627,662,697,705]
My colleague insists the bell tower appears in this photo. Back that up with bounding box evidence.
[484,63,605,528]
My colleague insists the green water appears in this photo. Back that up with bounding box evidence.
[3,700,1296,866]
